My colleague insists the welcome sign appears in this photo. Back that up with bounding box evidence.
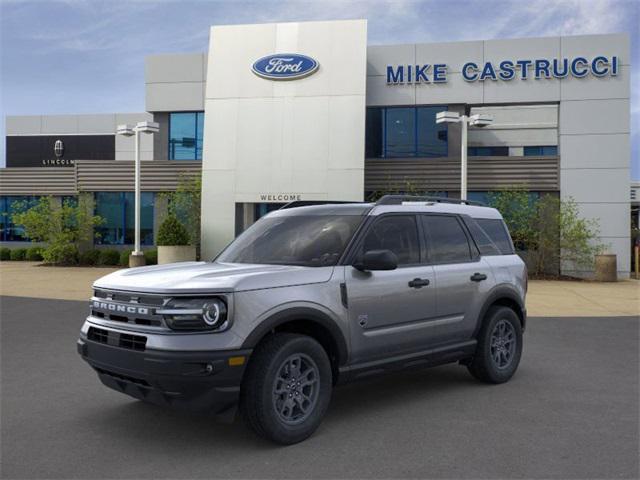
[386,55,620,84]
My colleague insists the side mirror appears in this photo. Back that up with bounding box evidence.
[353,249,398,271]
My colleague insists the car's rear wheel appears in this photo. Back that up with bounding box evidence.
[240,333,332,444]
[467,306,522,384]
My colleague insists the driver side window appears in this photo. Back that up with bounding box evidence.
[360,215,420,265]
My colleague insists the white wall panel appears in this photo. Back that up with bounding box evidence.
[201,20,367,258]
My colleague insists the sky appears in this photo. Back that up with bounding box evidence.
[1,0,638,178]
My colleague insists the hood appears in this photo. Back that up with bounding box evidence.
[93,261,335,294]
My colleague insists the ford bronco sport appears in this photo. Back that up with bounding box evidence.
[78,195,527,444]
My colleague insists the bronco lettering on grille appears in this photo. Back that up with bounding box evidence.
[92,300,149,315]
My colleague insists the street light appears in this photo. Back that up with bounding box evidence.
[116,121,159,267]
[436,111,493,201]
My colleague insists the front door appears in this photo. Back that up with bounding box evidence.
[345,214,437,363]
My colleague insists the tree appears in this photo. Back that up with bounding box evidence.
[11,196,103,265]
[161,174,201,248]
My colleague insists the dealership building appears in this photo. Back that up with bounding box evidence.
[0,20,632,277]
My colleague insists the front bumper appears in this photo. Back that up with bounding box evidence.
[77,335,252,418]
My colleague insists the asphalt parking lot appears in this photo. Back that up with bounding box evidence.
[1,296,638,479]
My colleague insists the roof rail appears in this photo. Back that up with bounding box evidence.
[279,200,362,210]
[375,195,485,206]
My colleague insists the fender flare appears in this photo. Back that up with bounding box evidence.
[241,307,349,366]
[474,284,527,336]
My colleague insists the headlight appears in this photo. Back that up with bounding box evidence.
[158,297,229,331]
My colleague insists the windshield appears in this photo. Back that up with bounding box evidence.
[217,215,364,267]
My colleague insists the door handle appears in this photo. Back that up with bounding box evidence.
[408,278,430,288]
[470,272,487,282]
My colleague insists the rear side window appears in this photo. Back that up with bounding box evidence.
[464,218,501,256]
[422,215,472,264]
[476,218,515,254]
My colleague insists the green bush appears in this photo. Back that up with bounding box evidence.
[144,249,158,265]
[157,214,190,246]
[42,244,79,265]
[26,246,43,261]
[98,249,120,266]
[11,195,103,265]
[0,248,10,261]
[79,249,101,266]
[10,248,27,261]
[119,249,133,267]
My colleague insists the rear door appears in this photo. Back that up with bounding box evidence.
[421,214,493,342]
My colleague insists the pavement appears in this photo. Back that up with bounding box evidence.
[1,296,638,479]
[1,261,639,317]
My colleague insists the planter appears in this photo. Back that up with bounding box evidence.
[594,254,617,282]
[158,245,196,265]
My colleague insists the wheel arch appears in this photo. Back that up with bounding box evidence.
[475,285,527,336]
[241,307,349,383]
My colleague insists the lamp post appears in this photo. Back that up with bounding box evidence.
[436,111,493,201]
[116,121,159,267]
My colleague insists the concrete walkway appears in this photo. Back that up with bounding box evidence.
[1,261,638,317]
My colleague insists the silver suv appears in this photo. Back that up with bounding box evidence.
[78,195,527,444]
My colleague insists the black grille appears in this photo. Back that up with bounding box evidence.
[94,289,164,306]
[87,327,147,351]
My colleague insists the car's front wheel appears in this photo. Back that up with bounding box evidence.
[467,306,523,384]
[240,333,332,444]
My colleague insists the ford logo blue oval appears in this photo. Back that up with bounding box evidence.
[252,53,319,80]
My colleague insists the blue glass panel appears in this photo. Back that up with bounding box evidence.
[1,196,39,241]
[169,112,203,160]
[95,192,124,245]
[385,108,415,157]
[196,112,204,160]
[468,191,490,204]
[124,192,154,245]
[417,107,448,157]
[541,145,558,156]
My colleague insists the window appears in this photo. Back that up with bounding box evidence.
[169,112,204,160]
[95,192,154,245]
[523,146,558,156]
[422,215,472,263]
[463,218,501,256]
[468,146,509,156]
[0,196,40,242]
[218,215,363,267]
[360,215,420,265]
[476,218,515,254]
[366,107,448,158]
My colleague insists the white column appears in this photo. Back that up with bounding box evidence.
[460,116,468,201]
[134,129,141,255]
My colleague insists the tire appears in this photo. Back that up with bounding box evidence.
[467,306,523,384]
[240,333,332,444]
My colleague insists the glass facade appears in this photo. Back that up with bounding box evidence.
[168,112,204,160]
[468,191,541,205]
[468,146,509,156]
[366,107,448,158]
[524,146,558,156]
[0,196,39,241]
[94,192,154,245]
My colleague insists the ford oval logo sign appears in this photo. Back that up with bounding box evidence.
[252,54,319,80]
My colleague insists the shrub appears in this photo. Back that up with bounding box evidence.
[98,249,120,266]
[26,246,43,261]
[157,214,190,246]
[42,244,79,265]
[161,174,201,248]
[10,248,27,261]
[119,249,133,267]
[0,248,10,261]
[11,195,103,265]
[144,249,158,265]
[79,249,101,266]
